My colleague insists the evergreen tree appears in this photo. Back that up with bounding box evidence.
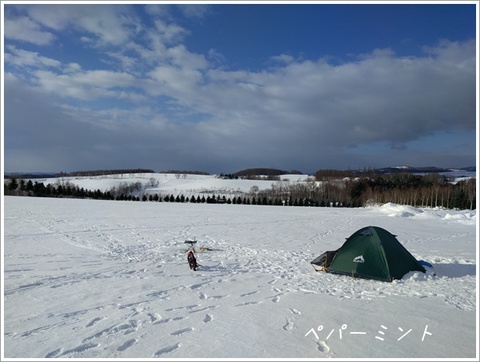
[451,189,469,209]
[26,180,34,192]
[8,177,18,191]
[19,179,26,192]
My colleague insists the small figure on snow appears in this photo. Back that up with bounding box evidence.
[187,250,197,271]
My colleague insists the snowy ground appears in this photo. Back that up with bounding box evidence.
[2,195,477,359]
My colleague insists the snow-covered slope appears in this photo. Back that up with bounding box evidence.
[36,173,312,198]
[2,195,477,359]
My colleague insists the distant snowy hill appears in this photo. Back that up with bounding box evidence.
[31,173,313,198]
[363,166,476,178]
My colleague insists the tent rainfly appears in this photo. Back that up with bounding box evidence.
[311,226,426,282]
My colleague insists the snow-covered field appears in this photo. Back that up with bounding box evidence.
[33,172,313,199]
[2,185,478,359]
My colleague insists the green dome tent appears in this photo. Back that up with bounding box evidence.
[311,226,426,282]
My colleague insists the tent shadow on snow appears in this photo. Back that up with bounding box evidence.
[434,263,476,278]
[311,226,428,282]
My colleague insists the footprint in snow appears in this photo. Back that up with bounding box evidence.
[289,308,301,315]
[147,313,161,323]
[117,338,137,352]
[154,342,181,356]
[44,348,62,358]
[235,301,263,307]
[282,318,294,331]
[210,294,229,300]
[171,327,194,336]
[317,340,330,353]
[59,342,100,357]
[86,316,104,327]
[153,318,170,325]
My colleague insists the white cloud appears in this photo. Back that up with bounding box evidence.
[22,5,71,31]
[4,15,55,45]
[166,44,208,70]
[5,45,61,68]
[148,65,203,96]
[423,39,476,69]
[144,4,210,22]
[178,4,210,20]
[144,4,172,18]
[152,19,189,45]
[32,69,142,102]
[104,51,137,72]
[64,63,82,73]
[269,54,295,64]
[73,6,139,45]
[207,49,226,66]
[14,4,140,46]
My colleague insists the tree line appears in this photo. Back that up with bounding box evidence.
[344,173,476,210]
[58,168,156,177]
[4,172,476,210]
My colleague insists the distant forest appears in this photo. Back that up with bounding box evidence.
[4,170,476,210]
[233,168,303,179]
[5,168,156,179]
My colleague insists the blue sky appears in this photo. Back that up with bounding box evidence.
[2,2,478,174]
